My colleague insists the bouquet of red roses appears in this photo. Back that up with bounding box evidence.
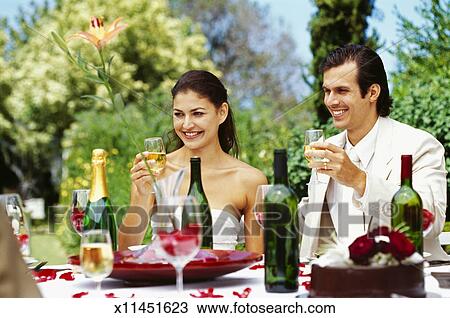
[348,226,420,266]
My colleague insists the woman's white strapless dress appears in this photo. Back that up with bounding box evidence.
[151,168,245,250]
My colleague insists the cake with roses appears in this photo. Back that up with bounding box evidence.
[309,226,425,298]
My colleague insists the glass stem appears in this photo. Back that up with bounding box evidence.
[311,168,318,183]
[96,280,102,292]
[175,266,184,293]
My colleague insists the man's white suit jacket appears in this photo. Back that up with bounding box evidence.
[299,116,449,261]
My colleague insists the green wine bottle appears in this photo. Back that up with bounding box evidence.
[84,149,118,251]
[264,149,299,293]
[391,154,423,254]
[187,157,213,249]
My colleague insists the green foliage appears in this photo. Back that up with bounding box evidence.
[307,0,380,123]
[234,97,296,181]
[169,0,304,111]
[390,0,450,218]
[1,0,217,252]
[0,0,215,204]
[445,222,450,253]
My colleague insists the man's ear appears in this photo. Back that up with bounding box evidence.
[218,102,229,124]
[368,83,381,103]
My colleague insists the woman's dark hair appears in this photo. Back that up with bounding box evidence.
[166,70,239,156]
[320,44,392,116]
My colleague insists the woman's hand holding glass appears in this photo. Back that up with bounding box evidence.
[130,137,166,197]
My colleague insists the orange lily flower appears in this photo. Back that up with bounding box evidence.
[68,16,128,49]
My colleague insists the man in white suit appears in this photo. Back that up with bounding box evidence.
[300,44,448,261]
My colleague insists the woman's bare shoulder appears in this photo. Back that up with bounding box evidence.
[227,156,268,186]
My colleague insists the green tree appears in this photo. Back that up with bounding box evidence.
[390,0,450,218]
[0,0,214,206]
[307,0,380,124]
[169,0,304,112]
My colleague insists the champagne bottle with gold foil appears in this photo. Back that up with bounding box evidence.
[84,149,118,250]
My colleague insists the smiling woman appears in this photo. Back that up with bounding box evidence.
[119,70,267,254]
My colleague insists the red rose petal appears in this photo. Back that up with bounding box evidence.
[299,270,311,277]
[33,269,58,283]
[72,292,89,298]
[59,271,75,281]
[249,264,264,270]
[158,226,200,257]
[232,288,251,298]
[301,281,311,291]
[190,288,224,298]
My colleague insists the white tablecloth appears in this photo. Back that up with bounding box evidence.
[37,263,450,298]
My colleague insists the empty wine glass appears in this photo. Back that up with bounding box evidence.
[304,129,327,184]
[144,137,167,175]
[153,195,202,292]
[2,194,31,257]
[80,229,114,292]
[253,185,273,228]
[68,189,90,236]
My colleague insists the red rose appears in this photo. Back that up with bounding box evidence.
[349,235,376,265]
[368,226,390,237]
[422,209,434,231]
[388,231,416,260]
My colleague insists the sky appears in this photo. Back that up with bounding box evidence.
[255,0,423,75]
[0,0,424,74]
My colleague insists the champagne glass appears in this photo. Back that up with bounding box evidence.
[304,129,326,184]
[2,194,31,257]
[253,185,273,228]
[154,195,202,292]
[80,229,114,292]
[68,189,90,236]
[144,137,166,175]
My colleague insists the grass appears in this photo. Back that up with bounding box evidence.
[30,234,68,265]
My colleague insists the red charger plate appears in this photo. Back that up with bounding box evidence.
[69,249,262,285]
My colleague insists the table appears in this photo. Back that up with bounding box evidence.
[37,263,450,298]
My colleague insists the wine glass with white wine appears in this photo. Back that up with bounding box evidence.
[304,129,327,184]
[80,229,114,292]
[144,137,167,175]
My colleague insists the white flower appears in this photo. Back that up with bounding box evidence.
[312,241,351,267]
[401,252,424,265]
